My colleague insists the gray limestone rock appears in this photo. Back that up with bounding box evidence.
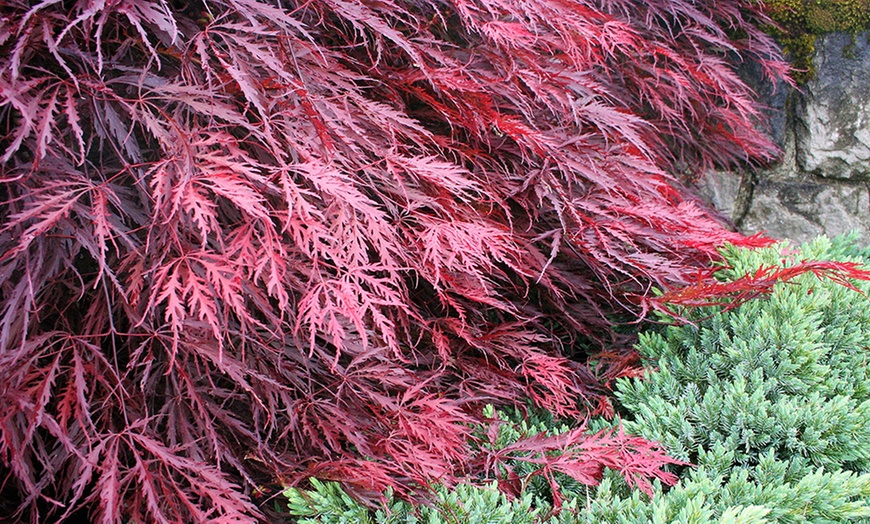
[796,32,870,180]
[740,179,870,245]
[695,170,744,222]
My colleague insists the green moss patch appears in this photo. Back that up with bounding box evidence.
[765,0,870,81]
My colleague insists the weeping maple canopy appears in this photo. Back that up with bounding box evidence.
[1,0,789,521]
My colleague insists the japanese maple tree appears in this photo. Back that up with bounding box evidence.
[1,0,791,521]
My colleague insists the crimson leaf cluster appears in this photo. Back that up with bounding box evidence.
[1,0,789,521]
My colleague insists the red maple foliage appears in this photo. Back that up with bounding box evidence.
[0,0,794,521]
[647,259,870,318]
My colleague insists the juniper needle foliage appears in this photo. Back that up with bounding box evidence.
[602,235,870,523]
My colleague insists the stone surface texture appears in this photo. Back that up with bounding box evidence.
[699,31,870,246]
[695,170,744,222]
[797,33,870,180]
[741,180,870,243]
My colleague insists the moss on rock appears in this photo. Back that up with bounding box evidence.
[765,0,870,81]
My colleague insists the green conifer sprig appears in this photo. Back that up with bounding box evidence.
[619,235,870,473]
[598,234,870,522]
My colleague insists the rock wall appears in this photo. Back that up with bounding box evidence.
[698,31,870,245]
